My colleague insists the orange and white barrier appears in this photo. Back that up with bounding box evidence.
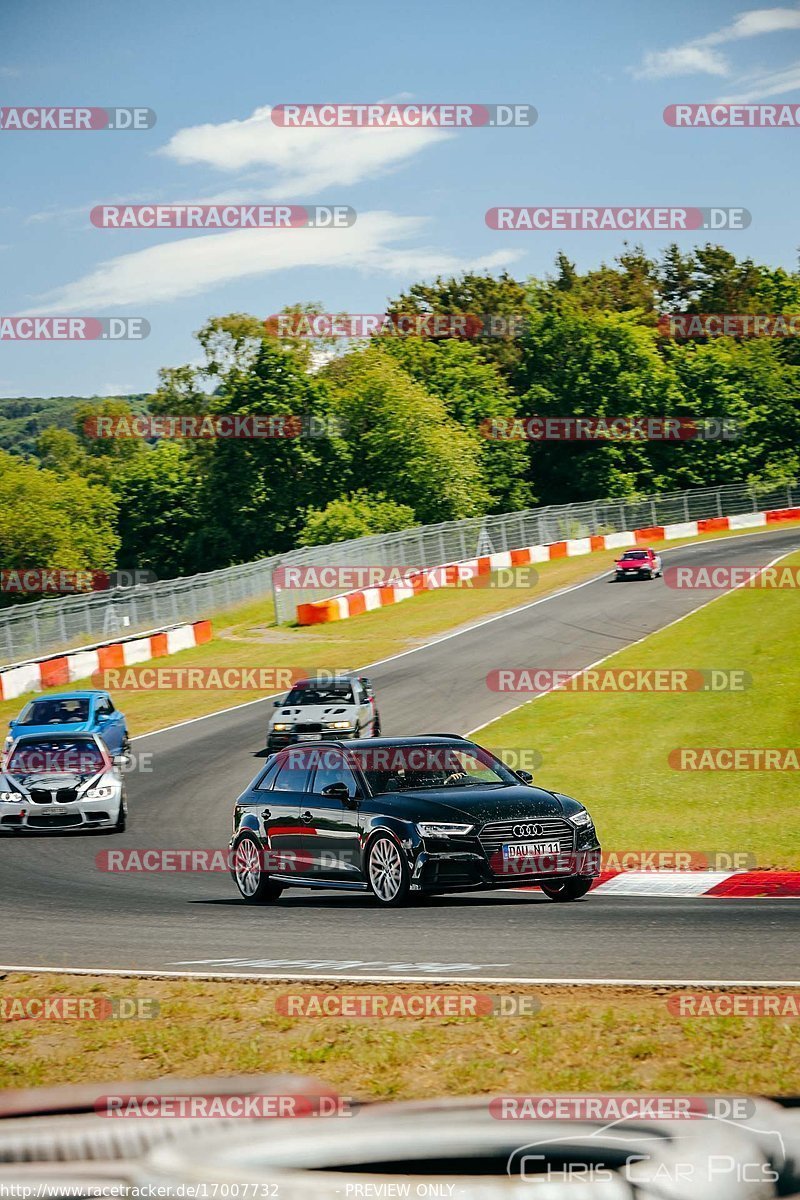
[0,620,212,702]
[296,507,800,625]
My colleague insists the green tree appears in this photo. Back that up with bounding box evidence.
[386,270,530,374]
[299,490,416,545]
[0,451,119,587]
[111,442,204,577]
[196,339,344,564]
[323,346,491,524]
[379,335,533,512]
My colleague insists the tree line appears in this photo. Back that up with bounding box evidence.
[2,243,799,595]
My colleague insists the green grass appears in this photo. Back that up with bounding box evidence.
[1,975,798,1097]
[475,550,800,868]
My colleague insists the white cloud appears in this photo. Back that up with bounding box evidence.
[703,5,800,43]
[636,46,730,79]
[20,213,521,313]
[158,105,451,198]
[634,4,800,78]
[719,57,800,98]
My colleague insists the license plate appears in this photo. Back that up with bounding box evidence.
[298,732,322,741]
[503,840,562,859]
[36,806,63,814]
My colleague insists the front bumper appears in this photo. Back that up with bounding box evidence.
[267,728,357,750]
[0,796,123,831]
[409,838,602,892]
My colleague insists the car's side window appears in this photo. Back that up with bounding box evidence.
[272,757,313,793]
[309,749,359,797]
[96,699,112,717]
[254,760,280,791]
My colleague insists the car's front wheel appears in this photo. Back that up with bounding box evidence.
[539,876,594,902]
[232,834,283,904]
[366,834,410,906]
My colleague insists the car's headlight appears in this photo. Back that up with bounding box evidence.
[571,810,593,828]
[416,822,474,837]
[85,785,115,800]
[0,790,20,803]
[324,721,353,730]
[272,723,293,732]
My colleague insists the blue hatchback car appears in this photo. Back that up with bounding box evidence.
[6,690,130,757]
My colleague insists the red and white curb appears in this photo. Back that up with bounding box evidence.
[589,870,800,898]
[0,619,213,702]
[295,506,800,625]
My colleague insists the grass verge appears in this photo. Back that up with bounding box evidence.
[0,974,798,1097]
[475,550,800,868]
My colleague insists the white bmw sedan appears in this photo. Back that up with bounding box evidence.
[0,732,127,833]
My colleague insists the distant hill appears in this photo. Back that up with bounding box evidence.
[0,394,150,456]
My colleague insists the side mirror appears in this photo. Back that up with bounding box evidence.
[321,781,352,801]
[516,770,534,784]
[112,755,127,767]
[273,698,284,708]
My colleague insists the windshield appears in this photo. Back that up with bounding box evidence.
[351,743,519,794]
[19,697,90,725]
[620,551,647,560]
[7,737,107,776]
[284,683,354,705]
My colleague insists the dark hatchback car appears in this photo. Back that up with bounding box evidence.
[229,736,600,906]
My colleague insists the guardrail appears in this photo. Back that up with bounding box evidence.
[0,479,796,663]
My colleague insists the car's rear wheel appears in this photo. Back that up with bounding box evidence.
[233,834,283,904]
[539,876,593,902]
[367,834,410,906]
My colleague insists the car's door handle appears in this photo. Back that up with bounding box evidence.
[261,808,271,819]
[301,810,314,823]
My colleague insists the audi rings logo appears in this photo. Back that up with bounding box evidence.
[513,823,543,838]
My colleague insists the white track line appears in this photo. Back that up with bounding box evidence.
[1,965,798,986]
[134,527,800,744]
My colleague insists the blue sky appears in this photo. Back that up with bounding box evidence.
[2,0,800,398]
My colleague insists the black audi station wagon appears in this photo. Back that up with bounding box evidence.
[229,736,600,906]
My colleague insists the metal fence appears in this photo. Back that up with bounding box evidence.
[1,478,796,664]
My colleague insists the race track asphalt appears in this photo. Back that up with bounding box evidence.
[1,528,798,984]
